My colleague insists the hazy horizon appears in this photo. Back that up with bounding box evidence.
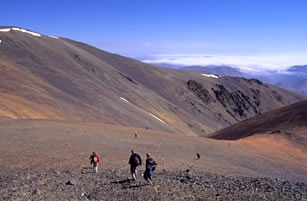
[141,53,307,72]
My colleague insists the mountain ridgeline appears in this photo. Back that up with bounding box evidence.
[181,65,307,94]
[0,27,304,136]
[181,65,246,77]
[210,99,307,141]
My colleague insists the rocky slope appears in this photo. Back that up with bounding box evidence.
[0,168,306,201]
[0,26,304,136]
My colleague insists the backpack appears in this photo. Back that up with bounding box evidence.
[133,154,140,166]
[149,159,157,171]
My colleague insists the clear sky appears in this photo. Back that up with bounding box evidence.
[2,0,307,70]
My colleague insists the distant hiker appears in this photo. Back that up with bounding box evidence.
[128,150,142,181]
[196,153,200,159]
[135,133,137,139]
[89,152,100,173]
[144,153,157,184]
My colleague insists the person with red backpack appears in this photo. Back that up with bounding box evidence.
[89,152,100,173]
[128,150,142,181]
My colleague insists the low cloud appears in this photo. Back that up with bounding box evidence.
[142,53,307,72]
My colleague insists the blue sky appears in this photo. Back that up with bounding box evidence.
[2,0,307,70]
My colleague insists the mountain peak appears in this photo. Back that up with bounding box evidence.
[0,26,60,39]
[0,27,41,36]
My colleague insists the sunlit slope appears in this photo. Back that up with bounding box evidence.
[0,26,304,136]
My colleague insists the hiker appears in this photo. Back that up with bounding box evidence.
[128,150,142,181]
[196,153,200,159]
[144,153,157,184]
[89,152,100,173]
[135,133,137,139]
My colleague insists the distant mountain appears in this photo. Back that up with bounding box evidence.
[0,26,304,136]
[287,65,307,74]
[277,79,307,93]
[180,65,246,77]
[175,64,307,94]
[272,65,307,93]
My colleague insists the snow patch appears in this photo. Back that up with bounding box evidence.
[0,27,41,36]
[201,74,220,79]
[49,36,59,39]
[120,97,129,103]
[148,113,166,124]
[0,28,11,32]
[12,28,41,37]
[120,96,166,124]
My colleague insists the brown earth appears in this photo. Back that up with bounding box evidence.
[0,119,306,200]
[0,119,306,182]
[209,99,307,185]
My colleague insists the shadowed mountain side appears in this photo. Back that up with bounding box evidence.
[210,100,307,143]
[0,27,304,136]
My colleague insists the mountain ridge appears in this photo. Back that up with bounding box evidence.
[0,27,304,136]
[210,99,307,143]
[178,64,307,94]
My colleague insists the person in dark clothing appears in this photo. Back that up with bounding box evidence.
[144,153,157,184]
[128,150,142,181]
[196,153,200,159]
[89,152,100,173]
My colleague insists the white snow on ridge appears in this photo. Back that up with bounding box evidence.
[148,113,166,124]
[12,27,41,37]
[0,27,41,37]
[201,74,219,79]
[1,27,60,38]
[49,36,59,39]
[0,28,11,32]
[120,97,129,103]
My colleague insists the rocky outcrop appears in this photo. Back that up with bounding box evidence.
[187,80,213,104]
[212,84,261,119]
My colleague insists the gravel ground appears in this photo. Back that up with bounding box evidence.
[0,168,306,201]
